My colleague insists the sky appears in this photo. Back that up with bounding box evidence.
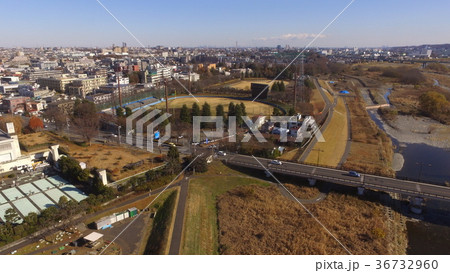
[1,0,450,48]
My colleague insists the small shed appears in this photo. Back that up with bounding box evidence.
[84,232,104,243]
[128,207,138,218]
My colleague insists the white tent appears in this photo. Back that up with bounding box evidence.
[84,232,104,243]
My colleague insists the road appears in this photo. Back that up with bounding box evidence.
[299,77,337,162]
[224,154,450,202]
[168,176,189,255]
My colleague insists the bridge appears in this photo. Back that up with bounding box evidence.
[224,154,450,202]
[366,104,390,110]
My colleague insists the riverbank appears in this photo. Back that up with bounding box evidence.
[379,113,450,149]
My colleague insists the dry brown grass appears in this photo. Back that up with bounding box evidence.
[67,144,160,180]
[19,132,57,147]
[305,97,348,167]
[278,147,300,161]
[343,97,394,177]
[153,97,274,117]
[227,79,289,90]
[283,183,320,200]
[217,185,390,255]
[424,72,450,88]
[310,85,326,114]
[19,131,159,180]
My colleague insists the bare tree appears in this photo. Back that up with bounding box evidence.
[43,107,67,131]
[71,100,99,145]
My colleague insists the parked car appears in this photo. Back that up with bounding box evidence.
[269,160,282,165]
[217,151,226,156]
[348,171,361,177]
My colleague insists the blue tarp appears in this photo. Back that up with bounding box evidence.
[339,90,350,94]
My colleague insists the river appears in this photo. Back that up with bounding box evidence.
[367,93,450,255]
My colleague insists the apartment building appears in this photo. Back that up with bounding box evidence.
[37,77,76,92]
[148,67,172,85]
[67,76,107,97]
[24,70,63,81]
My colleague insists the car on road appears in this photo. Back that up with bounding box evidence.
[348,171,361,177]
[269,160,282,165]
[168,142,176,147]
[217,151,226,156]
[191,142,199,146]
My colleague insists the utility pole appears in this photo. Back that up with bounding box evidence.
[293,72,297,111]
[116,68,123,108]
[117,125,121,145]
[188,66,192,94]
[312,148,324,165]
[299,55,304,103]
[164,78,169,113]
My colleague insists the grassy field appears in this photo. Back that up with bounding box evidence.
[19,132,58,148]
[144,190,179,254]
[226,79,289,90]
[217,185,393,254]
[318,79,335,101]
[69,144,161,181]
[180,160,324,254]
[278,147,300,161]
[304,97,348,167]
[180,162,270,255]
[154,97,274,116]
[310,83,326,114]
[20,131,160,181]
[137,188,179,254]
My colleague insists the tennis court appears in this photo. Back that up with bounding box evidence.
[0,175,88,221]
[59,185,88,202]
[47,175,68,186]
[0,193,7,205]
[18,183,40,196]
[2,187,24,201]
[29,193,56,210]
[0,203,16,223]
[12,198,40,217]
[33,179,56,191]
[46,188,71,203]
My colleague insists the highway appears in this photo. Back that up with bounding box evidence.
[224,154,450,202]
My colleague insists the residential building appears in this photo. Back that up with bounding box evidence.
[0,84,19,94]
[1,76,20,83]
[86,93,112,105]
[37,77,76,92]
[1,97,29,113]
[148,67,172,85]
[24,70,63,81]
[0,123,22,164]
[39,61,58,70]
[18,84,55,98]
[67,76,107,97]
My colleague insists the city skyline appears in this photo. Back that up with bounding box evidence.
[1,0,449,48]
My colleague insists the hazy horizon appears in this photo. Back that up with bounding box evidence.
[1,0,449,48]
